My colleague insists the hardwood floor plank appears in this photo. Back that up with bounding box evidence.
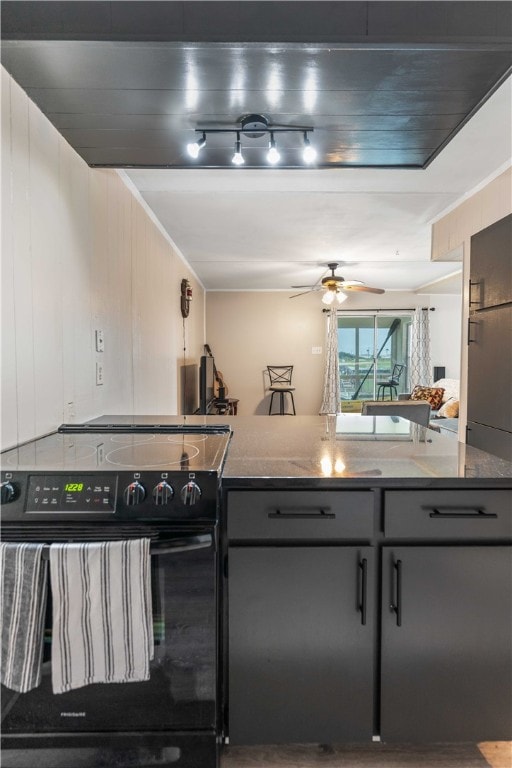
[222,743,491,767]
[478,742,512,768]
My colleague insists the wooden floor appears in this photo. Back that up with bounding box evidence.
[479,743,512,768]
[222,742,512,768]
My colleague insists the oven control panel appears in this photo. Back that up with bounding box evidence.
[0,471,219,521]
[26,475,116,513]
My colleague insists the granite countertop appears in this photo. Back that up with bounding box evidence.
[88,414,512,484]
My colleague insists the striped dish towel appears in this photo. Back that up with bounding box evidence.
[49,539,153,695]
[0,542,48,692]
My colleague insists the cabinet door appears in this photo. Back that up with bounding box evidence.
[381,546,512,741]
[228,547,375,744]
[470,214,512,308]
[467,420,512,463]
[467,305,512,432]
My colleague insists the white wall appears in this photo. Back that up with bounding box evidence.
[1,69,205,450]
[428,294,462,381]
[206,289,441,415]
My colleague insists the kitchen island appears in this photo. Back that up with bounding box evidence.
[89,413,512,746]
[217,415,512,746]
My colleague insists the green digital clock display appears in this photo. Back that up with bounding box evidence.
[64,483,84,492]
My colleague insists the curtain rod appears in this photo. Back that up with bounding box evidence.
[322,307,435,313]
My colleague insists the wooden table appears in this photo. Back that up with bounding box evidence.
[212,398,239,415]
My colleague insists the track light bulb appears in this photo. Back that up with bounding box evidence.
[232,134,245,166]
[322,290,336,305]
[186,133,206,159]
[303,133,317,164]
[267,133,280,165]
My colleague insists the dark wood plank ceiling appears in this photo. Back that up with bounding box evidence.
[1,1,511,170]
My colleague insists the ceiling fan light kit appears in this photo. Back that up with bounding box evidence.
[186,114,316,167]
[322,288,348,305]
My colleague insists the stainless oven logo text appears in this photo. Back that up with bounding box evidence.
[60,712,86,717]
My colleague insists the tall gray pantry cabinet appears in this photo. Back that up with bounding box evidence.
[467,213,512,461]
[225,486,512,744]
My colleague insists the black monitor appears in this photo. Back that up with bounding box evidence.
[199,355,215,414]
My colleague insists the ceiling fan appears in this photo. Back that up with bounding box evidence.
[290,262,385,304]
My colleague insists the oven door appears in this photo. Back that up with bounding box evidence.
[1,525,217,736]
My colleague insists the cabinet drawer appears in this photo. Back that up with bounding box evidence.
[228,491,374,540]
[385,490,512,539]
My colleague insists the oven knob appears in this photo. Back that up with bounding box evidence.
[0,481,16,504]
[124,481,146,506]
[180,481,202,506]
[153,481,174,505]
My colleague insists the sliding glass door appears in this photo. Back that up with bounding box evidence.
[338,313,412,402]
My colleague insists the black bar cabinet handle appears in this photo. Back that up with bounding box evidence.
[427,508,497,519]
[390,559,402,627]
[467,317,476,344]
[268,509,335,519]
[468,279,480,306]
[359,558,368,626]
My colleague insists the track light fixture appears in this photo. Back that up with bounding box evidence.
[232,132,245,166]
[187,114,316,167]
[302,132,317,164]
[186,131,206,159]
[267,132,280,165]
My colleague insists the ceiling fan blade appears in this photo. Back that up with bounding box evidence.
[289,289,316,298]
[339,280,364,287]
[343,285,385,294]
[290,285,324,291]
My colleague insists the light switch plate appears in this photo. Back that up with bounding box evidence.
[312,346,323,354]
[96,363,104,386]
[95,329,104,352]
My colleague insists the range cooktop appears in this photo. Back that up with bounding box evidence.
[2,425,231,473]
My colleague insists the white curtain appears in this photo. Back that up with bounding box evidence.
[320,307,340,414]
[409,308,432,386]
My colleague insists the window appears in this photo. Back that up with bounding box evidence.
[338,313,413,403]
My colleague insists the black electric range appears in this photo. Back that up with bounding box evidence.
[0,422,231,768]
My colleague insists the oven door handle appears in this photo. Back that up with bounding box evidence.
[150,533,213,555]
[38,533,214,559]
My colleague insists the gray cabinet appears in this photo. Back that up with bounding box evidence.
[384,489,512,539]
[228,546,375,744]
[381,545,512,741]
[228,490,374,540]
[467,304,512,438]
[467,214,512,460]
[470,213,512,309]
[466,420,512,464]
[225,487,512,745]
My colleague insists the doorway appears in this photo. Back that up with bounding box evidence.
[338,313,412,402]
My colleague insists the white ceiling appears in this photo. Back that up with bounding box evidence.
[125,75,511,294]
